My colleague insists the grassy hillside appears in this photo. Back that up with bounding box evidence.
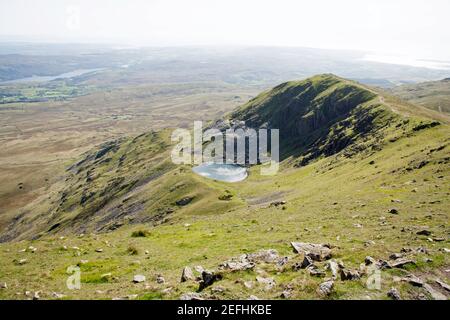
[0,75,448,300]
[389,78,450,113]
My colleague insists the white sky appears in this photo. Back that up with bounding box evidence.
[1,0,449,60]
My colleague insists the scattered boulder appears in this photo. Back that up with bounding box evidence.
[436,279,450,292]
[325,260,339,279]
[256,276,276,290]
[388,208,399,214]
[387,288,401,300]
[15,259,27,265]
[176,197,194,206]
[376,260,392,269]
[156,275,165,284]
[292,255,313,270]
[0,282,7,289]
[277,256,289,267]
[317,280,334,296]
[269,201,286,207]
[219,249,279,272]
[181,266,195,282]
[180,292,204,300]
[219,257,255,272]
[211,286,225,294]
[389,253,403,260]
[199,270,222,291]
[27,246,37,253]
[394,274,424,287]
[52,292,66,299]
[246,249,279,263]
[364,256,376,265]
[423,283,447,300]
[243,281,253,289]
[416,230,432,236]
[340,269,361,281]
[390,259,416,269]
[290,242,332,261]
[280,290,292,299]
[133,274,146,283]
[95,248,104,253]
[306,265,325,277]
[248,295,260,300]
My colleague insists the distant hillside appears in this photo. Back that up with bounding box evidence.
[228,74,438,166]
[389,78,450,113]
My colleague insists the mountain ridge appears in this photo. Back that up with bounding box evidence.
[0,74,447,242]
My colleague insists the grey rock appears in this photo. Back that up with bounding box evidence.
[340,269,361,281]
[387,288,401,300]
[394,274,424,287]
[246,249,279,263]
[0,282,7,289]
[364,256,376,265]
[318,280,334,296]
[219,259,255,272]
[256,276,276,290]
[292,255,313,270]
[376,260,392,269]
[306,265,325,277]
[132,274,146,283]
[211,286,225,293]
[156,275,165,284]
[290,242,332,261]
[423,283,447,300]
[51,292,66,299]
[436,279,450,292]
[389,253,403,260]
[180,292,204,300]
[280,290,292,299]
[181,266,194,282]
[390,259,416,268]
[325,260,339,279]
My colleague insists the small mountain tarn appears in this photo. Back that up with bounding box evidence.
[192,163,248,182]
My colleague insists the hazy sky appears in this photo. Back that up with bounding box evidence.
[1,0,449,60]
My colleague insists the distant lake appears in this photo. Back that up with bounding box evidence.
[0,68,104,84]
[192,163,248,182]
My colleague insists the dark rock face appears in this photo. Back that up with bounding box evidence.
[228,74,389,164]
[416,229,432,236]
[198,271,222,291]
[176,197,194,206]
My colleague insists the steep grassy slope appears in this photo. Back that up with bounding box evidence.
[389,78,450,113]
[0,75,448,300]
[0,130,242,242]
